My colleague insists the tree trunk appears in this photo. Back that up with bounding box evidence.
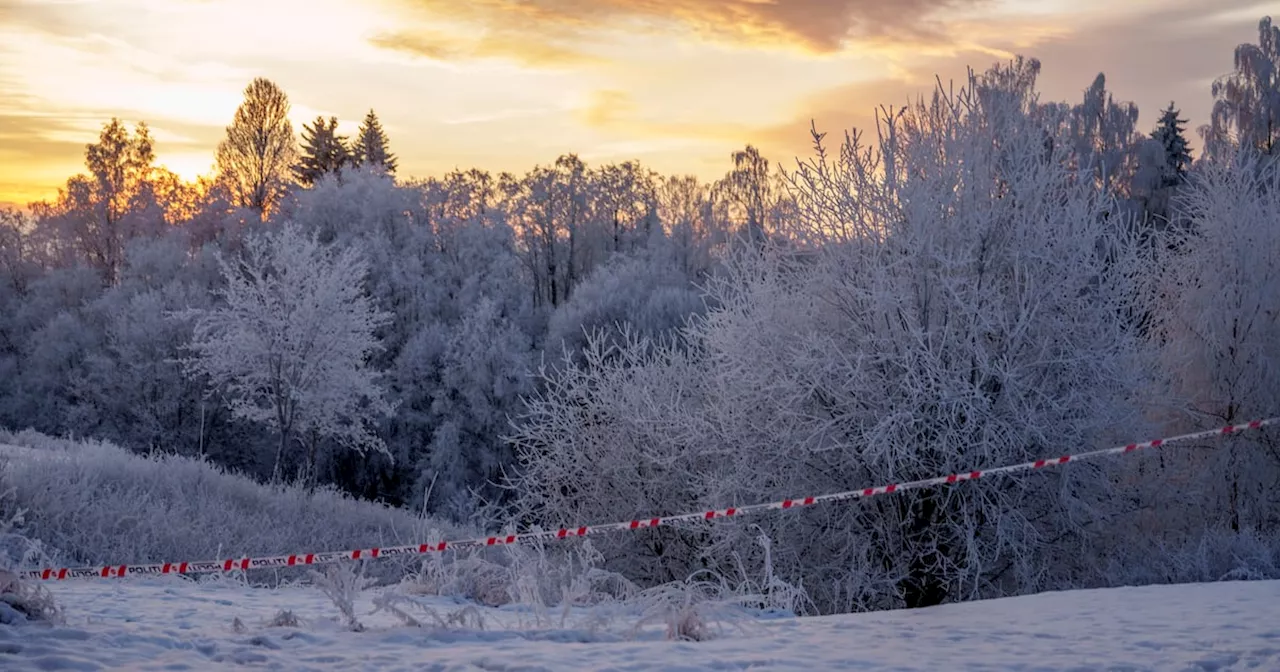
[898,490,950,609]
[273,427,289,483]
[305,429,319,490]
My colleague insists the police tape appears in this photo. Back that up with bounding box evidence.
[19,417,1278,582]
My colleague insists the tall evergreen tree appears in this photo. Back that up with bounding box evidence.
[352,110,397,175]
[295,116,351,187]
[1131,103,1194,231]
[1151,102,1193,185]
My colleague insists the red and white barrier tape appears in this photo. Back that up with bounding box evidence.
[20,417,1278,582]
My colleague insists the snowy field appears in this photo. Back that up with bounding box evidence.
[2,577,1278,671]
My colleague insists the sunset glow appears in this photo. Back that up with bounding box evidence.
[0,0,1266,207]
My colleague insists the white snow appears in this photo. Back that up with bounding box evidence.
[2,577,1278,671]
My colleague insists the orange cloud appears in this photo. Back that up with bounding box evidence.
[574,87,768,149]
[370,29,600,68]
[746,76,933,169]
[576,89,637,127]
[379,0,977,65]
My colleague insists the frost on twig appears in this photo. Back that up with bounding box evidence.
[310,562,375,631]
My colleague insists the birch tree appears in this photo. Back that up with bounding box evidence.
[1202,16,1280,161]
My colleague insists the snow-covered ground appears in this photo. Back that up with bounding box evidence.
[2,576,1277,671]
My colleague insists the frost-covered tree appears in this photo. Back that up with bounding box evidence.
[1151,153,1280,533]
[1132,103,1194,229]
[658,174,723,277]
[282,169,538,509]
[593,161,658,255]
[69,234,224,457]
[295,116,351,187]
[713,145,777,248]
[0,266,105,434]
[351,109,397,175]
[216,78,298,216]
[0,210,27,418]
[1069,73,1141,200]
[180,222,395,483]
[1151,103,1193,180]
[0,208,33,292]
[425,296,535,519]
[27,119,160,285]
[404,203,538,516]
[512,58,1153,613]
[544,244,706,367]
[506,164,561,308]
[1201,16,1280,161]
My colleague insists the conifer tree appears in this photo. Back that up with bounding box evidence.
[295,116,350,187]
[352,109,397,175]
[1151,102,1192,183]
[1133,102,1194,228]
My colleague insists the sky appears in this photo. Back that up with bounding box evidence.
[0,0,1273,209]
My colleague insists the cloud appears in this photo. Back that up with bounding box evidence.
[742,0,1272,167]
[378,0,983,66]
[746,75,942,169]
[0,0,92,39]
[0,83,101,163]
[0,115,87,157]
[572,87,768,150]
[370,29,600,68]
[440,107,561,125]
[575,89,637,127]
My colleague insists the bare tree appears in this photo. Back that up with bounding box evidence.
[713,145,779,248]
[216,78,299,216]
[27,119,157,284]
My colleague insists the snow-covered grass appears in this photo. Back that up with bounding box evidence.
[1,574,1277,670]
[0,429,807,630]
[0,430,471,584]
[1,430,1278,669]
[0,509,61,626]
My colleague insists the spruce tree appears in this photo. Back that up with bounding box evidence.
[352,109,397,175]
[1133,102,1194,231]
[1151,102,1192,185]
[295,116,350,186]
